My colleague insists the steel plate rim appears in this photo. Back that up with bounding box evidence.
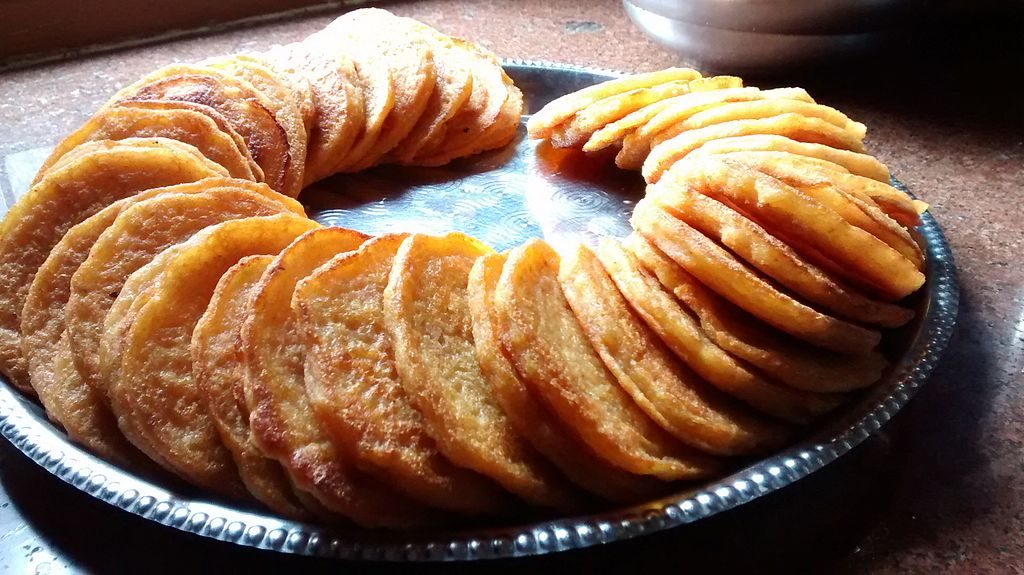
[0,59,959,562]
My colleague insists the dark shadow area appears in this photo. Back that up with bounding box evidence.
[836,283,999,571]
[0,427,900,573]
[753,4,1024,144]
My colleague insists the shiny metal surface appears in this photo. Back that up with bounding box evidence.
[627,0,924,35]
[0,60,959,561]
[622,0,917,71]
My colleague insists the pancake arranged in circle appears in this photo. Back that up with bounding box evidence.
[66,179,303,397]
[198,54,310,182]
[615,87,814,170]
[110,64,302,196]
[410,40,520,167]
[582,75,745,154]
[0,26,944,527]
[23,200,133,403]
[468,253,666,501]
[717,152,924,263]
[243,228,437,527]
[81,183,303,387]
[387,20,475,163]
[384,233,581,508]
[295,233,511,514]
[677,100,865,140]
[526,67,702,140]
[632,198,881,355]
[118,100,264,179]
[264,42,364,184]
[548,78,702,149]
[20,188,196,466]
[463,61,524,161]
[243,52,317,133]
[558,243,789,455]
[109,214,317,496]
[304,11,399,173]
[689,134,890,183]
[202,53,316,137]
[648,180,914,327]
[34,102,259,183]
[642,114,868,184]
[673,156,924,300]
[21,185,229,463]
[93,244,194,482]
[626,234,887,394]
[602,237,846,418]
[193,254,310,518]
[0,138,227,391]
[327,10,436,170]
[495,239,718,481]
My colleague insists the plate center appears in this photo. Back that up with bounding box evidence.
[301,124,646,252]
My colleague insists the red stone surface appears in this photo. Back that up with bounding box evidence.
[0,1,1021,573]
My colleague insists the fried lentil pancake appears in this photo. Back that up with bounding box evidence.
[626,234,887,394]
[409,40,511,167]
[34,103,258,183]
[549,78,710,149]
[603,237,847,419]
[526,67,702,139]
[0,138,226,391]
[632,198,881,355]
[22,184,278,464]
[193,254,310,518]
[494,239,718,481]
[295,233,511,514]
[689,134,890,183]
[330,11,436,170]
[66,180,303,396]
[670,156,924,299]
[109,214,316,495]
[110,65,300,196]
[384,233,582,508]
[714,152,923,262]
[642,114,868,184]
[558,244,788,455]
[264,42,364,184]
[468,253,666,501]
[582,76,745,154]
[304,11,399,173]
[648,180,914,327]
[243,228,436,527]
[388,20,474,163]
[616,87,814,170]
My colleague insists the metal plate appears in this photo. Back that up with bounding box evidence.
[0,60,959,561]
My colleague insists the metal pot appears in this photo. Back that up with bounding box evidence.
[624,0,927,72]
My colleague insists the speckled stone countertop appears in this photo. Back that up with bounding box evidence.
[1,1,1021,573]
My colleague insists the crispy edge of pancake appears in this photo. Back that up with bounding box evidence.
[0,138,227,391]
[242,227,438,527]
[383,232,583,509]
[559,243,789,456]
[296,233,513,514]
[66,179,303,397]
[495,239,719,481]
[469,252,668,502]
[632,198,882,355]
[193,253,311,518]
